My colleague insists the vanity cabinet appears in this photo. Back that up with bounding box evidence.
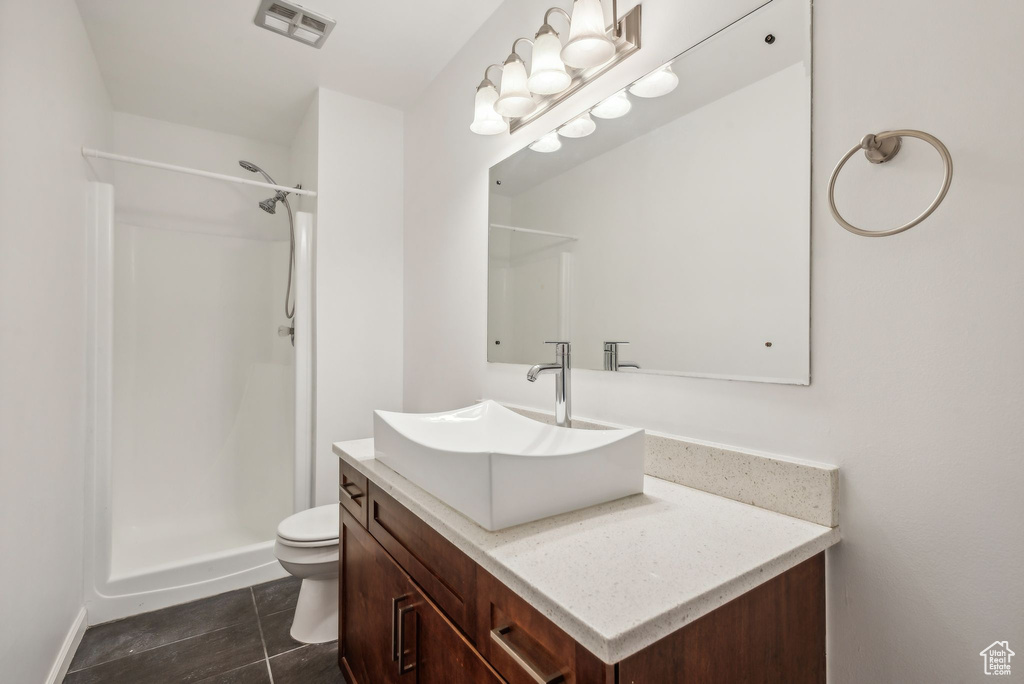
[339,475,825,684]
[341,506,502,683]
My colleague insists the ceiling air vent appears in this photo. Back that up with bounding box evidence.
[254,0,336,49]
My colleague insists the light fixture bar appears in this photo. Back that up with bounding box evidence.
[509,4,641,133]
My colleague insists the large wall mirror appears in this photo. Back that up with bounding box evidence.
[488,0,811,384]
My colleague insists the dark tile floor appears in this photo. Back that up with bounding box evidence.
[64,577,346,683]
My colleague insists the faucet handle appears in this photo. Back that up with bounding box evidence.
[603,341,638,371]
[544,341,570,356]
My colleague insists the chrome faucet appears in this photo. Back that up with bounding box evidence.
[527,341,571,427]
[603,341,640,371]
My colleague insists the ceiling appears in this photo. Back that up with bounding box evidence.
[76,0,503,143]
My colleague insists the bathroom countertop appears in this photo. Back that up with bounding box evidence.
[334,438,840,664]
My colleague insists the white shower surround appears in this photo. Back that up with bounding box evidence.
[85,182,315,623]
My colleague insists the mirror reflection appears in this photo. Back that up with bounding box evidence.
[488,0,811,384]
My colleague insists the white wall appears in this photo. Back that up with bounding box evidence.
[289,94,320,218]
[0,0,112,681]
[404,0,1024,681]
[495,63,810,379]
[112,113,294,243]
[313,88,404,505]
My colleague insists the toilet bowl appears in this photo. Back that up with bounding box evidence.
[273,504,340,644]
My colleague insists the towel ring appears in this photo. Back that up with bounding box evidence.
[828,129,953,237]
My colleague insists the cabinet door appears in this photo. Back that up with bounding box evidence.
[413,582,503,684]
[342,507,503,684]
[342,507,416,684]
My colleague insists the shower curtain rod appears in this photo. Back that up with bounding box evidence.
[489,223,579,241]
[81,147,318,197]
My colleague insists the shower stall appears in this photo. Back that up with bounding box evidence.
[84,133,316,622]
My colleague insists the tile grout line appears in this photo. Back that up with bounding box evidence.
[66,589,258,674]
[66,620,253,676]
[251,588,275,684]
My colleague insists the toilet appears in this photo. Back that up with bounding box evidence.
[274,504,340,644]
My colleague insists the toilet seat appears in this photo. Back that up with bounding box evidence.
[276,504,339,547]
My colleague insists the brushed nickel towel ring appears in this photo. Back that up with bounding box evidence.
[828,129,953,237]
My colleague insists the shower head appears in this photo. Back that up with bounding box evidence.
[240,158,298,321]
[240,160,289,214]
[259,190,292,214]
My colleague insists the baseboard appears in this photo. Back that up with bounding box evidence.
[45,606,87,684]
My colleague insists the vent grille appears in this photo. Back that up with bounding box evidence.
[254,0,336,49]
[301,15,327,32]
[268,3,297,20]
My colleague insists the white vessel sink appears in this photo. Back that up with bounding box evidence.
[373,401,645,531]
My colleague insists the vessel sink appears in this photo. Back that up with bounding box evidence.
[373,401,645,531]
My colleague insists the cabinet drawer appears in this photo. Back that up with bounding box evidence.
[367,483,478,638]
[476,569,611,684]
[339,459,368,528]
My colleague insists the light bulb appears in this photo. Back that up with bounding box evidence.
[494,54,536,118]
[561,0,616,69]
[591,91,631,119]
[529,131,562,153]
[629,65,679,98]
[558,112,596,138]
[470,80,508,135]
[528,26,571,95]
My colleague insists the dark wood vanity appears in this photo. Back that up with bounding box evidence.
[338,462,826,683]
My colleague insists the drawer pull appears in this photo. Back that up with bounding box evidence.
[398,605,417,674]
[341,481,364,500]
[490,625,565,684]
[390,595,410,661]
[391,596,400,661]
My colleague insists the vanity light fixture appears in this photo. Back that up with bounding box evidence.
[590,90,632,119]
[529,16,573,95]
[470,1,642,136]
[561,0,617,68]
[529,131,563,153]
[629,64,679,98]
[559,112,597,138]
[470,65,509,135]
[494,47,537,118]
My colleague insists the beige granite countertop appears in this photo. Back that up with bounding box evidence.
[334,438,840,664]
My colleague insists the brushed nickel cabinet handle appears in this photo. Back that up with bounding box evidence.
[490,625,565,684]
[397,605,417,674]
[390,596,401,662]
[341,481,364,500]
[390,594,411,662]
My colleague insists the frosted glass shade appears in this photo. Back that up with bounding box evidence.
[561,0,615,69]
[529,131,562,153]
[495,56,536,118]
[470,82,507,135]
[591,91,631,119]
[529,29,571,95]
[629,65,679,98]
[559,112,596,138]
